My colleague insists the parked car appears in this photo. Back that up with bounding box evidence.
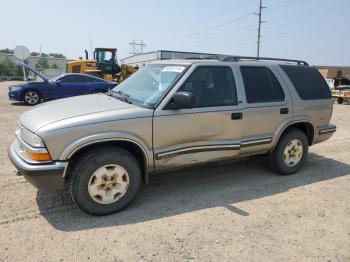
[8,57,336,215]
[8,61,117,105]
[334,85,350,91]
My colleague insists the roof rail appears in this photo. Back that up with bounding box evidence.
[221,56,309,66]
[185,55,221,60]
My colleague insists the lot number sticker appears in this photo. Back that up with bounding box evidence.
[162,66,185,73]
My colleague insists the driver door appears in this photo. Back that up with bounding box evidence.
[153,64,243,172]
[50,75,86,99]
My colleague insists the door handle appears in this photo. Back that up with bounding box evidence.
[280,108,289,114]
[231,112,243,120]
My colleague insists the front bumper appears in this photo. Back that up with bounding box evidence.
[8,90,22,101]
[8,139,68,190]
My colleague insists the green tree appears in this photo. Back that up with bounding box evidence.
[49,53,66,59]
[0,59,24,78]
[35,57,50,70]
[0,48,14,54]
[30,52,40,57]
[51,63,59,69]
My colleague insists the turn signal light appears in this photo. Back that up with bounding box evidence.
[25,151,52,161]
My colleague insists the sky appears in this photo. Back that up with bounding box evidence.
[0,0,349,66]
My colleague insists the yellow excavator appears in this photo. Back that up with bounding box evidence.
[66,48,137,82]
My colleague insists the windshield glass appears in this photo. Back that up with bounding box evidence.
[112,64,187,107]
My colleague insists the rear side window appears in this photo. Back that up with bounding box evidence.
[280,65,331,100]
[240,66,285,103]
[61,75,92,83]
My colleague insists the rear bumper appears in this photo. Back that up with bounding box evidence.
[318,124,337,135]
[8,139,67,190]
[314,124,336,144]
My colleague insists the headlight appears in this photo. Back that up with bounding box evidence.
[21,128,45,148]
[10,86,22,91]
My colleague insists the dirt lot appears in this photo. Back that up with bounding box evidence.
[0,81,349,262]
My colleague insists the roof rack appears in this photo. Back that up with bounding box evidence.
[221,56,309,66]
[185,55,221,60]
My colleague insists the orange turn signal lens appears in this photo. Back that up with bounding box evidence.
[25,151,52,161]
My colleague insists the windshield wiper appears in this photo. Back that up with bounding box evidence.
[110,90,133,104]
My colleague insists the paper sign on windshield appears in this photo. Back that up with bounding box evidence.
[162,66,185,73]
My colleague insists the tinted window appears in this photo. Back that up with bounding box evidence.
[240,66,285,103]
[179,66,237,107]
[281,65,331,100]
[61,75,93,83]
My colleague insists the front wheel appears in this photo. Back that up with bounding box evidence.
[23,90,41,105]
[268,128,308,175]
[69,147,141,215]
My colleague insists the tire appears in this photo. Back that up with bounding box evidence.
[338,97,344,104]
[268,128,308,175]
[69,146,142,216]
[23,90,42,105]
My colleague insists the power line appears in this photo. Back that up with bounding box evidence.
[269,4,348,22]
[129,40,146,55]
[161,24,257,49]
[153,12,253,45]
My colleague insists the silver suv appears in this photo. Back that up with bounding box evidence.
[9,56,336,215]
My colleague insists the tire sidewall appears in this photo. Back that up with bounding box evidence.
[71,148,141,215]
[273,130,309,175]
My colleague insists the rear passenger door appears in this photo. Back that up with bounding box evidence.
[153,64,243,172]
[237,65,292,155]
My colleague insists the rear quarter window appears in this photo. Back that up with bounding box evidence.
[280,65,331,100]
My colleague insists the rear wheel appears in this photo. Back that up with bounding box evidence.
[69,147,141,215]
[268,128,308,175]
[23,90,41,105]
[338,97,344,104]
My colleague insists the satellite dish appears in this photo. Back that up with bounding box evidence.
[14,45,30,60]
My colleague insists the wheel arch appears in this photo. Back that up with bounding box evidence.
[21,88,42,100]
[272,120,315,151]
[64,137,151,184]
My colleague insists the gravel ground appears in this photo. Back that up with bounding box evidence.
[0,81,349,262]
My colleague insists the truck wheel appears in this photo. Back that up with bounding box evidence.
[23,90,41,105]
[268,128,308,175]
[338,97,344,104]
[69,147,141,215]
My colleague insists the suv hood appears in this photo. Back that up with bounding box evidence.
[19,94,139,132]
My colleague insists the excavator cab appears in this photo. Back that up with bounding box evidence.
[94,48,121,77]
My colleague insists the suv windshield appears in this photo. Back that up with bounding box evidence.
[112,64,187,107]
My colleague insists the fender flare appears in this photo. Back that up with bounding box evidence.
[59,132,153,182]
[271,118,315,152]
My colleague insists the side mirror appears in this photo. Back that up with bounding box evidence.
[55,79,62,85]
[171,91,195,109]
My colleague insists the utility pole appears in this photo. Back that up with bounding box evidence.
[90,37,93,58]
[256,0,266,58]
[129,40,146,55]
